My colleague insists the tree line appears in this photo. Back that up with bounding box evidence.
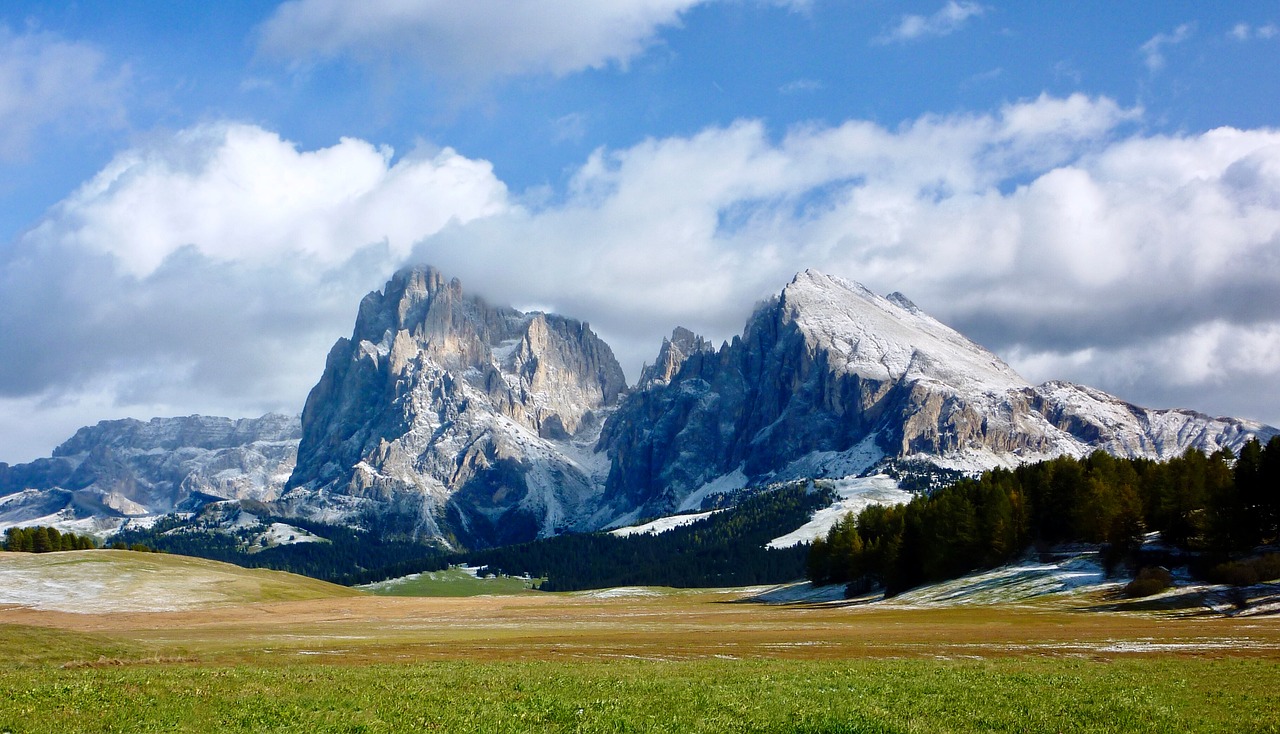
[3,525,98,552]
[465,482,832,591]
[808,438,1280,595]
[110,510,448,585]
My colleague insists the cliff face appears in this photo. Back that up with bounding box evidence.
[0,414,299,533]
[282,266,626,547]
[596,270,1275,518]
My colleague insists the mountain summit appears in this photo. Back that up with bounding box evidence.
[596,269,1272,520]
[281,266,626,547]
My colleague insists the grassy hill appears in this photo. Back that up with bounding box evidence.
[0,549,362,612]
[359,565,539,597]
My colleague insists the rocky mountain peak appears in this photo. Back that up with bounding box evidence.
[284,265,627,547]
[638,326,714,387]
[598,269,1277,517]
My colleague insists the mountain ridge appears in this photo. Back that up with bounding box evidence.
[2,265,1274,548]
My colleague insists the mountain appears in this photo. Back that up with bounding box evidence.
[280,266,627,548]
[0,414,299,534]
[3,266,1273,554]
[596,270,1275,519]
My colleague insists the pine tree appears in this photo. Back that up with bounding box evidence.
[32,527,52,553]
[1262,436,1280,542]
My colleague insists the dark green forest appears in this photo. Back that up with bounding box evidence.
[108,482,828,589]
[808,438,1280,595]
[110,512,449,585]
[2,525,97,552]
[464,482,833,591]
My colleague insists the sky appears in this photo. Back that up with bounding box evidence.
[1,1,1279,463]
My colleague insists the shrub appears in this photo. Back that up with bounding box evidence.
[1207,553,1280,586]
[1253,553,1280,582]
[1124,566,1173,598]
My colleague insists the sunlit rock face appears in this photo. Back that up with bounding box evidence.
[282,266,626,548]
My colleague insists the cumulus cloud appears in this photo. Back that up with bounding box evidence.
[30,123,508,277]
[877,1,986,44]
[5,94,1280,461]
[406,95,1280,428]
[0,124,511,461]
[1140,23,1194,72]
[257,0,710,82]
[0,26,128,159]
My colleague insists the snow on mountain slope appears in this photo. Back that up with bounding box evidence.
[609,509,721,538]
[6,266,1273,550]
[783,270,1026,394]
[767,475,913,549]
[600,268,1276,518]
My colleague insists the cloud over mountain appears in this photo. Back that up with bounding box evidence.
[3,93,1279,462]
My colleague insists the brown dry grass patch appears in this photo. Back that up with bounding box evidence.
[3,586,1278,667]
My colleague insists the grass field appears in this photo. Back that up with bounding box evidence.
[1,551,1278,733]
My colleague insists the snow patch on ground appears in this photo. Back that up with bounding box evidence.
[0,552,241,612]
[609,510,721,538]
[574,587,665,599]
[767,475,912,549]
[885,553,1115,607]
[258,522,325,547]
[749,581,850,604]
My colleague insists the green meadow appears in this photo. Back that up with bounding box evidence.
[359,565,539,597]
[1,551,1278,733]
[2,653,1277,733]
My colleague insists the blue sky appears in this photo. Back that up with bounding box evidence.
[1,1,1279,462]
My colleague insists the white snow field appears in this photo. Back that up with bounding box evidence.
[883,553,1116,607]
[609,510,722,538]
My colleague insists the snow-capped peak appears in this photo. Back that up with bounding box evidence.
[778,269,1028,394]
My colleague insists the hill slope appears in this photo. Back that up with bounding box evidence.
[0,550,360,612]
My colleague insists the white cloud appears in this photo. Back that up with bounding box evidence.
[1229,22,1278,41]
[0,26,128,160]
[407,96,1280,429]
[5,95,1280,462]
[0,123,511,461]
[877,1,986,44]
[257,0,710,82]
[1140,23,1194,72]
[779,78,823,94]
[31,123,508,277]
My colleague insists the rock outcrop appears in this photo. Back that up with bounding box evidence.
[281,266,627,547]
